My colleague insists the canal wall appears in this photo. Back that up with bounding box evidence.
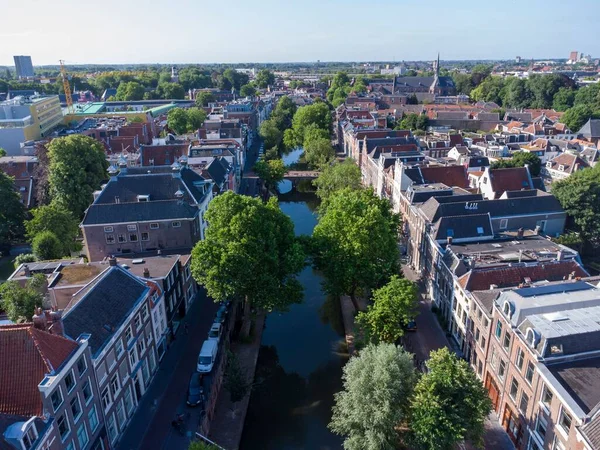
[340,295,368,355]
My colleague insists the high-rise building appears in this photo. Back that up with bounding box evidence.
[569,51,579,62]
[13,55,34,78]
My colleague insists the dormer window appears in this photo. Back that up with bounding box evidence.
[137,195,150,202]
[526,328,537,347]
[546,161,552,168]
[550,344,563,355]
[502,301,512,318]
[558,164,565,172]
[22,424,38,449]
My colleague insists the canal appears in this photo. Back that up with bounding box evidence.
[239,185,347,450]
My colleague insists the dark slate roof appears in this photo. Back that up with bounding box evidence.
[205,157,229,186]
[471,290,502,314]
[547,357,600,414]
[581,413,600,450]
[362,137,418,154]
[467,156,490,168]
[82,200,199,225]
[432,213,494,241]
[393,76,455,89]
[63,267,148,356]
[577,119,600,138]
[419,191,564,223]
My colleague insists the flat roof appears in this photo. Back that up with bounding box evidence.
[547,356,600,414]
[528,304,600,339]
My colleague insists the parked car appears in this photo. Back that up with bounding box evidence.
[186,373,204,406]
[197,339,218,373]
[214,303,229,323]
[208,323,222,343]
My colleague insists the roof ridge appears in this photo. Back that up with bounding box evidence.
[27,327,54,373]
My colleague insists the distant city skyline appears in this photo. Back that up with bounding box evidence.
[2,0,599,67]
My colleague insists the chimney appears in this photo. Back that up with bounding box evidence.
[447,236,453,245]
[517,228,524,239]
[534,225,541,235]
[490,284,498,290]
[108,256,117,267]
[23,264,31,277]
[556,250,563,261]
[143,267,150,278]
[49,309,64,336]
[32,307,47,331]
[568,271,576,280]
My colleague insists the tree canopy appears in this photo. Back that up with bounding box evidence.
[0,274,46,323]
[490,151,542,176]
[396,113,429,131]
[195,91,215,107]
[191,192,305,312]
[560,104,600,132]
[240,84,257,98]
[115,81,145,101]
[356,276,419,345]
[167,107,207,134]
[409,348,492,450]
[31,231,63,261]
[286,102,331,149]
[0,171,26,250]
[312,159,362,211]
[312,188,400,309]
[255,69,275,89]
[25,202,80,257]
[303,135,335,169]
[47,135,108,218]
[329,343,417,450]
[254,158,287,192]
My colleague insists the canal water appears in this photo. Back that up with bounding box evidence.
[239,186,347,450]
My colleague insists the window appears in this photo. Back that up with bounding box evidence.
[89,405,99,433]
[135,315,141,330]
[125,327,132,344]
[149,348,157,373]
[124,386,135,416]
[107,414,117,444]
[141,358,150,387]
[116,401,126,431]
[106,234,115,244]
[129,233,138,242]
[117,234,127,243]
[490,348,498,369]
[477,308,482,320]
[65,371,76,393]
[137,336,146,354]
[509,377,519,401]
[101,387,112,410]
[526,362,535,384]
[541,385,553,410]
[104,226,114,233]
[57,414,70,440]
[475,328,480,342]
[536,414,548,439]
[500,218,508,229]
[110,374,120,397]
[498,360,507,380]
[141,305,149,322]
[77,424,89,448]
[51,388,64,412]
[559,408,572,434]
[516,349,525,371]
[141,232,149,241]
[477,360,483,377]
[129,348,138,367]
[503,301,511,316]
[481,337,486,350]
[519,392,529,414]
[82,379,93,404]
[172,221,181,228]
[76,357,87,377]
[22,425,38,450]
[70,395,82,422]
[503,332,511,352]
[150,223,159,229]
[495,320,503,340]
[553,437,566,450]
[550,344,563,355]
[127,224,137,231]
[115,338,124,358]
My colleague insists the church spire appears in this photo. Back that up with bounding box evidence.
[436,52,440,77]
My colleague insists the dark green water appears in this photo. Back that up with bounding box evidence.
[239,189,347,450]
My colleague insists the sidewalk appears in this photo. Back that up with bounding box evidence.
[208,313,266,450]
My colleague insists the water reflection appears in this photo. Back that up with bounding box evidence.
[282,148,304,166]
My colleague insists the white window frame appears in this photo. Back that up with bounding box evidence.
[104,226,114,233]
[51,387,64,412]
[65,370,76,394]
[172,221,181,228]
[76,423,89,449]
[88,405,100,433]
[70,393,83,423]
[127,224,137,231]
[500,218,508,229]
[82,379,93,405]
[150,223,159,229]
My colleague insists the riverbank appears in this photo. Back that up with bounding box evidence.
[340,295,368,355]
[208,313,266,450]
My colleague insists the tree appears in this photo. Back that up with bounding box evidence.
[47,135,108,218]
[312,188,400,310]
[409,348,492,450]
[224,351,250,403]
[397,113,429,131]
[255,69,275,89]
[186,107,207,131]
[553,87,576,111]
[191,193,305,333]
[221,69,249,91]
[356,276,419,344]
[0,274,45,323]
[158,82,185,99]
[288,102,331,148]
[195,91,215,107]
[240,84,257,98]
[561,104,600,132]
[0,147,6,157]
[490,152,542,177]
[552,164,600,248]
[259,119,283,150]
[25,202,81,256]
[14,253,36,268]
[32,231,63,260]
[313,159,362,210]
[303,137,334,169]
[167,108,189,134]
[0,171,26,250]
[188,441,217,450]
[329,343,416,450]
[115,81,145,101]
[254,158,287,192]
[270,96,297,130]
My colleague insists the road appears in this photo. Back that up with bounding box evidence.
[117,290,219,450]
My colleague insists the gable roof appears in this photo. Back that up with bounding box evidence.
[488,167,533,196]
[0,325,78,416]
[431,213,493,241]
[546,153,589,174]
[419,165,469,188]
[62,267,149,356]
[577,119,600,138]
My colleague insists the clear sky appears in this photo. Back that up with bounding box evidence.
[2,0,599,66]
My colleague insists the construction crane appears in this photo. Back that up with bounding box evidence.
[59,60,74,114]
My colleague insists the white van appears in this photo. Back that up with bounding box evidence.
[197,340,218,373]
[208,323,222,344]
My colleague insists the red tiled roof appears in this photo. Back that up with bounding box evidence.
[460,260,588,291]
[139,144,188,166]
[419,165,469,188]
[488,167,531,195]
[547,153,589,174]
[0,324,78,416]
[449,134,464,147]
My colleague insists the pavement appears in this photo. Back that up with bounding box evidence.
[117,290,219,450]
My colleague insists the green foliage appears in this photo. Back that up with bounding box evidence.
[573,83,600,108]
[188,440,217,450]
[178,68,211,91]
[313,159,362,210]
[397,113,429,131]
[255,69,275,89]
[127,116,144,124]
[115,81,145,101]
[0,171,26,248]
[240,84,257,97]
[187,107,208,131]
[218,69,249,91]
[14,253,36,268]
[254,158,287,191]
[0,274,46,322]
[553,232,583,253]
[356,276,419,344]
[288,102,331,148]
[157,82,185,99]
[191,192,305,312]
[303,134,335,169]
[329,343,417,450]
[47,135,108,218]
[32,231,63,261]
[224,351,250,403]
[195,91,215,107]
[409,348,492,450]
[312,188,400,306]
[552,165,600,247]
[167,107,206,134]
[259,119,283,150]
[560,104,600,132]
[553,87,576,111]
[270,96,297,131]
[25,202,80,256]
[0,148,6,157]
[490,151,542,176]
